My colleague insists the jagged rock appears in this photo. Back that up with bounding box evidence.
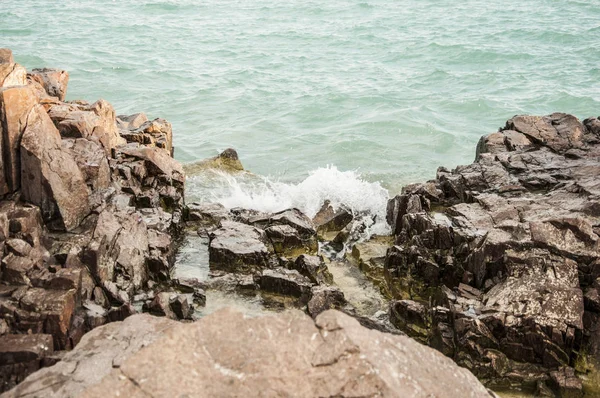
[4,310,494,397]
[186,202,229,227]
[384,112,600,392]
[28,68,69,101]
[0,63,27,88]
[0,86,38,195]
[265,224,304,255]
[1,253,37,285]
[250,208,318,252]
[47,99,126,154]
[257,268,312,301]
[312,200,353,237]
[5,239,32,257]
[119,118,173,154]
[0,48,13,64]
[386,193,425,235]
[208,220,270,272]
[506,113,585,153]
[15,288,77,350]
[349,235,393,286]
[549,367,583,398]
[169,294,193,320]
[0,334,54,392]
[292,254,333,285]
[20,104,90,230]
[61,138,111,191]
[389,300,429,342]
[307,285,346,317]
[118,144,184,184]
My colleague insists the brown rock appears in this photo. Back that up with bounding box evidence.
[116,112,148,130]
[9,310,493,398]
[0,334,53,393]
[20,104,90,230]
[2,314,175,398]
[118,144,185,184]
[293,254,333,285]
[312,200,353,235]
[0,86,38,195]
[307,285,347,317]
[19,288,76,350]
[48,100,126,154]
[28,68,69,101]
[0,48,14,64]
[1,253,36,285]
[120,118,173,153]
[0,63,27,88]
[209,220,270,273]
[62,138,111,190]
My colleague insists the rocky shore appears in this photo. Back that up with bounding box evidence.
[0,48,598,397]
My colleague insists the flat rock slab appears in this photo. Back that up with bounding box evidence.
[4,310,493,398]
[209,220,270,272]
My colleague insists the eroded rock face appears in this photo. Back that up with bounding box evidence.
[0,49,188,393]
[4,310,493,398]
[384,112,600,393]
[20,104,90,231]
[0,86,38,195]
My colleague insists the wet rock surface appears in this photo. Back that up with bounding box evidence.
[4,310,494,398]
[384,112,600,395]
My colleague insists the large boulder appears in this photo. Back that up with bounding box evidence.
[20,104,90,230]
[5,310,494,397]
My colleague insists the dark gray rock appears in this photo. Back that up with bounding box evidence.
[208,220,270,273]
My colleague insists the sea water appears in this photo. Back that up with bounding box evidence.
[3,0,600,223]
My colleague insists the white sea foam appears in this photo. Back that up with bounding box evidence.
[186,165,391,236]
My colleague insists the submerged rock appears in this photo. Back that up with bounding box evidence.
[184,147,244,174]
[3,310,494,398]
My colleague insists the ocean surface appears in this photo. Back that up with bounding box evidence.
[3,0,600,219]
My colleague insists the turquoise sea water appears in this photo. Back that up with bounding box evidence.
[2,0,600,200]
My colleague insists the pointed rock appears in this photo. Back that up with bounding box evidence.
[0,86,38,195]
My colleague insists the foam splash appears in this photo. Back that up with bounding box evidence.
[186,165,391,236]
